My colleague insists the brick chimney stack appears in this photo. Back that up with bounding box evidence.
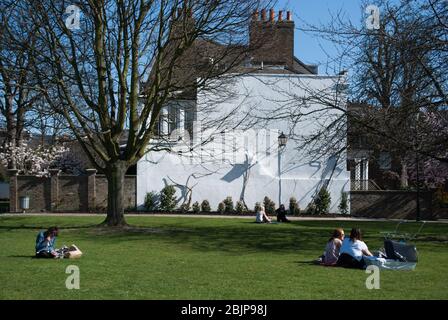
[261,9,266,21]
[249,9,295,71]
[252,9,259,21]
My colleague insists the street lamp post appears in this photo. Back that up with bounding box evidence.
[415,113,421,222]
[416,150,421,221]
[278,132,288,207]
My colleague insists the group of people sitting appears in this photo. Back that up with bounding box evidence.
[255,207,374,269]
[256,204,291,223]
[318,227,374,269]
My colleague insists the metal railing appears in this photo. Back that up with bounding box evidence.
[351,179,382,191]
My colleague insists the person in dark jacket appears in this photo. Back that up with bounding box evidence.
[276,204,291,223]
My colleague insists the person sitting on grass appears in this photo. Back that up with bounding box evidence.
[315,228,344,265]
[336,228,373,269]
[35,226,59,258]
[321,228,344,266]
[256,205,272,223]
[276,204,291,223]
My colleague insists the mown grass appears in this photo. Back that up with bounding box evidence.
[0,215,447,299]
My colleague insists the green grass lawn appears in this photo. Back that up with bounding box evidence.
[0,215,447,299]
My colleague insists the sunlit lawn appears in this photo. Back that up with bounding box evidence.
[0,215,447,299]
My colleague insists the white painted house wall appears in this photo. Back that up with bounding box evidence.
[137,73,350,212]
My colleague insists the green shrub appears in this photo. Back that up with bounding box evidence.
[338,191,349,215]
[314,187,331,215]
[192,201,200,214]
[263,196,276,215]
[304,202,316,215]
[144,191,159,211]
[179,203,190,213]
[223,196,234,213]
[160,185,177,211]
[201,200,211,213]
[254,202,262,212]
[289,197,300,215]
[217,202,225,214]
[235,201,246,214]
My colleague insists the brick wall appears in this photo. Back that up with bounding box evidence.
[350,190,441,220]
[17,175,51,211]
[8,169,136,213]
[95,175,136,211]
[57,176,88,211]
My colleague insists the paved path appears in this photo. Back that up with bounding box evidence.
[1,212,447,223]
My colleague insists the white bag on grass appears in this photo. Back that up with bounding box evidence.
[64,244,83,259]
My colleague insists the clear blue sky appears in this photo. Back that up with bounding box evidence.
[277,0,365,74]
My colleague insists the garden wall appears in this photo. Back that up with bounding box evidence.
[7,169,136,213]
[349,190,447,220]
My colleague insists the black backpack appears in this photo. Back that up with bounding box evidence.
[384,240,418,262]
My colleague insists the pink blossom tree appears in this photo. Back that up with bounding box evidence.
[0,142,82,177]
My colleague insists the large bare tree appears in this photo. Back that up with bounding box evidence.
[24,0,269,226]
[0,1,41,167]
[289,0,448,188]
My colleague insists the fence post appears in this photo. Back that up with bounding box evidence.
[49,169,61,212]
[7,169,18,213]
[86,169,97,212]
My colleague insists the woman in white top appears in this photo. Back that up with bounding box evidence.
[255,205,272,223]
[322,228,345,266]
[337,228,373,269]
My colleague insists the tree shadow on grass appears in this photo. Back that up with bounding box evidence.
[3,218,447,257]
[0,224,100,231]
[71,223,332,255]
[294,260,319,266]
[77,220,442,255]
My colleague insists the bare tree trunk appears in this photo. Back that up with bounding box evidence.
[6,106,17,169]
[103,161,128,226]
[400,160,408,189]
[240,168,250,210]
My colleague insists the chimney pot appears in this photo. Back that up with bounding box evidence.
[261,9,266,21]
[287,11,292,21]
[253,9,259,21]
[278,10,283,21]
[269,8,275,22]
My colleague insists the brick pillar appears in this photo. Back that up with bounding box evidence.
[86,169,97,212]
[7,169,18,213]
[49,169,61,212]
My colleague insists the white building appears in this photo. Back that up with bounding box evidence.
[137,9,350,213]
[137,73,350,212]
